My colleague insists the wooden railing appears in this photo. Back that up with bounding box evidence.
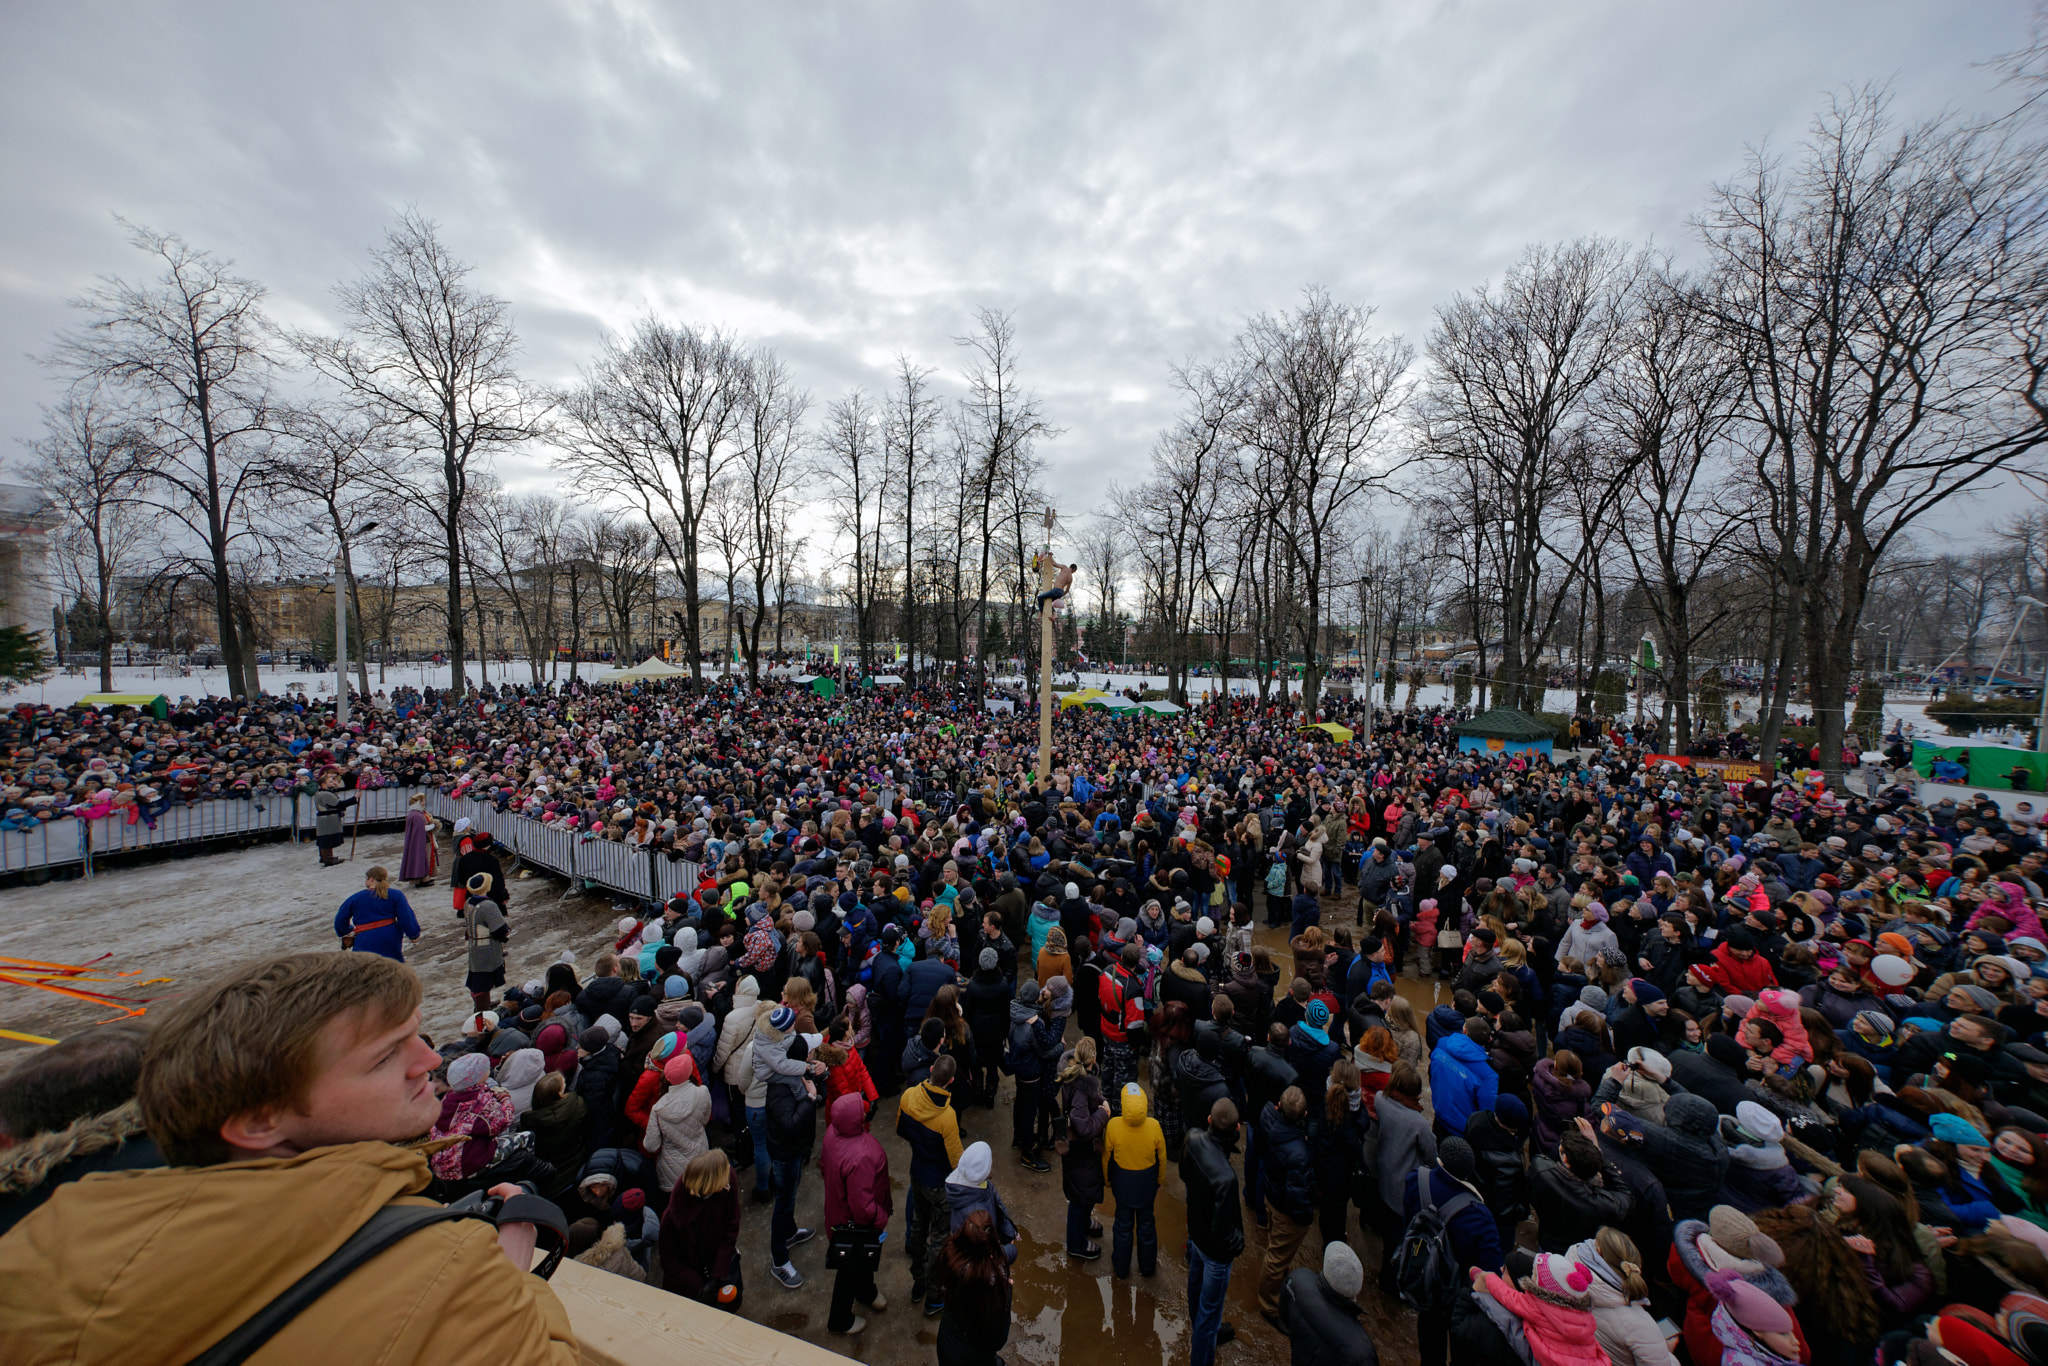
[550,1261,849,1366]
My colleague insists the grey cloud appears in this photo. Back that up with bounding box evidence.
[0,1,2027,528]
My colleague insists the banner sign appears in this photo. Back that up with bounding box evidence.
[1644,753,1762,784]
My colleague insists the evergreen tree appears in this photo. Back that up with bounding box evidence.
[0,626,52,692]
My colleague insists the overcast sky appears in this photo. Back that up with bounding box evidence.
[0,1,2035,551]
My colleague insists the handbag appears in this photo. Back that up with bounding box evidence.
[1436,929,1464,949]
[824,1222,883,1272]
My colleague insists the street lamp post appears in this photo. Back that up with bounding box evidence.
[333,520,379,728]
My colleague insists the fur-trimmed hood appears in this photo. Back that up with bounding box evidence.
[0,1099,150,1195]
[1671,1218,1797,1306]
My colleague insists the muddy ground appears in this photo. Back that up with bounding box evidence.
[0,834,1436,1365]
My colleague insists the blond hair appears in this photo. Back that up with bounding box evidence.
[682,1150,731,1197]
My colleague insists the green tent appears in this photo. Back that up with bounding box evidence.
[1968,745,2048,792]
[810,676,837,699]
[1911,742,1971,779]
[1453,707,1558,740]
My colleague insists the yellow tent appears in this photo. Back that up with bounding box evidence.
[1303,721,1354,742]
[1057,689,1107,709]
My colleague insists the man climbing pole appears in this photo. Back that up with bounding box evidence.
[1036,557,1075,615]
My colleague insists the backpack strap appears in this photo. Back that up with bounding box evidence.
[187,1203,484,1366]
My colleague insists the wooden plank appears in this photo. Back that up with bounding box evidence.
[548,1260,849,1366]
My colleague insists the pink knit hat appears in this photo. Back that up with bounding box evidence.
[1706,1269,1793,1334]
[1535,1254,1594,1303]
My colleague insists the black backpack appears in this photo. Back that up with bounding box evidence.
[1390,1175,1477,1314]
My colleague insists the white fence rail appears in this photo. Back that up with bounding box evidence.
[1,786,429,877]
[4,785,699,904]
[421,791,696,906]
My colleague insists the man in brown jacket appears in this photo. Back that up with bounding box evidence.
[0,952,579,1365]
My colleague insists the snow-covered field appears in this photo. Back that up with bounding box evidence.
[0,827,625,1062]
[24,661,2019,747]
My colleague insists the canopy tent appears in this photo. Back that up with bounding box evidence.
[870,674,905,687]
[1057,689,1108,709]
[810,676,838,698]
[1452,706,1556,758]
[1088,696,1141,712]
[611,658,687,680]
[78,693,169,720]
[1302,720,1352,742]
[1141,700,1185,715]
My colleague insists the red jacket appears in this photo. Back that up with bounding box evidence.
[1701,941,1778,998]
[622,1066,664,1139]
[1099,965,1144,1044]
[821,1094,894,1228]
[823,1045,878,1109]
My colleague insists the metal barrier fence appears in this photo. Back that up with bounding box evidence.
[0,786,431,878]
[420,791,698,907]
[0,783,703,901]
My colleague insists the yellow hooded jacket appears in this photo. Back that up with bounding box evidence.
[1102,1083,1166,1181]
[0,1141,579,1366]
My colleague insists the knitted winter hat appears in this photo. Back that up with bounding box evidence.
[447,1053,490,1090]
[767,1005,796,1033]
[1533,1254,1595,1306]
[663,1053,695,1086]
[1323,1241,1365,1299]
[1305,1000,1332,1029]
[979,947,999,971]
[1706,1268,1793,1334]
[1438,1136,1478,1183]
[1735,1100,1784,1145]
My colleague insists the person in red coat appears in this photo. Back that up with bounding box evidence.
[819,1018,880,1113]
[821,1093,893,1335]
[1694,928,1778,998]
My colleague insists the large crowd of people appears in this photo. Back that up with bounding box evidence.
[3,667,2047,1366]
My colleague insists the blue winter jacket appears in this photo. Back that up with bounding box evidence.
[1429,1033,1499,1136]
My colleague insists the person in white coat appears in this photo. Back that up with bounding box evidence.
[1569,1228,1678,1366]
[643,1052,712,1198]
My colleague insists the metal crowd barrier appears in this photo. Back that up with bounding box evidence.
[0,786,434,878]
[421,791,700,906]
[0,783,705,899]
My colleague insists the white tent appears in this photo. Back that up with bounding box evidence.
[1140,699,1185,714]
[612,657,688,680]
[871,674,905,686]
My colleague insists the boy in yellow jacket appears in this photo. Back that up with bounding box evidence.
[1102,1081,1167,1278]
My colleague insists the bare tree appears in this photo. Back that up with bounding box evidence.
[955,308,1057,700]
[49,223,281,697]
[1697,89,2048,778]
[465,484,574,684]
[1414,239,1641,714]
[298,211,541,697]
[23,385,150,691]
[818,390,888,673]
[730,353,809,682]
[270,403,391,701]
[1234,288,1411,716]
[886,355,942,682]
[554,317,747,685]
[1601,269,1747,747]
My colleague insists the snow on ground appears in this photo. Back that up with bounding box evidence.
[0,830,626,1064]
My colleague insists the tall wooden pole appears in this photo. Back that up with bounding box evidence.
[1037,551,1057,782]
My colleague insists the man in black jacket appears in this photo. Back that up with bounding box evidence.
[1243,1024,1299,1225]
[1279,1241,1378,1366]
[1180,1099,1245,1366]
[1257,1087,1315,1325]
[764,1036,819,1289]
[1529,1126,1635,1253]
